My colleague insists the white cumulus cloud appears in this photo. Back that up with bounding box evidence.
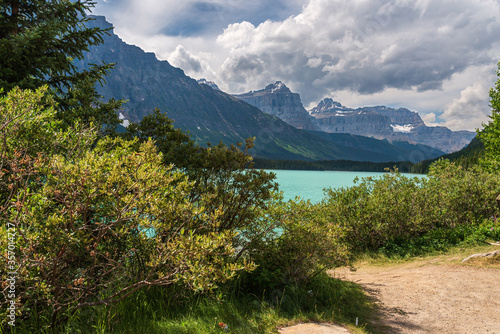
[216,0,500,105]
[441,82,491,131]
[169,45,207,74]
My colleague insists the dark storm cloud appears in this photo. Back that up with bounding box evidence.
[94,0,304,37]
[218,0,500,105]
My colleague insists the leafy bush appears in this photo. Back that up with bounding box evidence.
[464,217,500,245]
[425,160,500,227]
[323,162,500,253]
[379,224,477,257]
[379,217,500,258]
[238,198,350,294]
[324,171,431,251]
[124,110,279,252]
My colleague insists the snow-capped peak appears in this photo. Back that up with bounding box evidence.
[265,81,291,93]
[309,98,350,114]
[391,124,414,133]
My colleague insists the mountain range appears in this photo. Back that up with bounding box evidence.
[76,16,452,163]
[236,82,476,153]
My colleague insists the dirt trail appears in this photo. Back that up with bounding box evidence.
[340,257,500,333]
[280,254,500,334]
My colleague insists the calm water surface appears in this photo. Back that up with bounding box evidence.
[267,169,423,203]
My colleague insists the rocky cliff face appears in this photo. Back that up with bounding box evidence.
[310,98,475,153]
[234,82,319,130]
[310,98,420,139]
[235,82,475,153]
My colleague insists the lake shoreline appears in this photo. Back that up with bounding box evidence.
[268,169,426,203]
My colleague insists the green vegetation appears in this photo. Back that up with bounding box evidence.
[323,163,500,257]
[254,137,485,174]
[16,275,370,334]
[411,137,485,174]
[478,61,500,172]
[1,3,500,333]
[253,158,415,173]
[0,85,364,333]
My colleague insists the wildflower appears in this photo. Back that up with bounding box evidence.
[219,322,228,330]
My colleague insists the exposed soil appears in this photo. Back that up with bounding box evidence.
[340,255,500,333]
[280,252,500,334]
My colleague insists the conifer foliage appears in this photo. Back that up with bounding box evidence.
[0,0,121,131]
[0,0,108,91]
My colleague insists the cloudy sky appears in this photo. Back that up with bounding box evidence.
[92,0,500,131]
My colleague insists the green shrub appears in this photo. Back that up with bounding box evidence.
[464,217,500,245]
[379,224,477,257]
[425,160,500,227]
[324,171,432,251]
[323,162,500,254]
[238,198,350,295]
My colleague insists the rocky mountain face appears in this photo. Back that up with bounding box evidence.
[236,81,474,153]
[310,98,476,153]
[75,16,445,162]
[234,82,319,130]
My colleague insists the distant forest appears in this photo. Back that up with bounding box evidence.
[253,136,484,174]
[411,137,484,173]
[253,158,416,173]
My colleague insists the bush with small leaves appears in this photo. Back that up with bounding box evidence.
[239,197,350,294]
[323,164,500,253]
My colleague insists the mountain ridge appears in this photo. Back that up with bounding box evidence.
[77,16,445,163]
[235,86,475,153]
[309,97,475,153]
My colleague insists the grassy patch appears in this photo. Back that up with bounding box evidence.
[52,273,375,334]
[463,254,500,268]
[349,243,500,270]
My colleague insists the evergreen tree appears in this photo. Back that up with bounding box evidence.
[0,0,121,130]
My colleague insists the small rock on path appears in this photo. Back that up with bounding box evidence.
[279,323,350,334]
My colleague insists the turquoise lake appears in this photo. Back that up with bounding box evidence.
[267,169,424,203]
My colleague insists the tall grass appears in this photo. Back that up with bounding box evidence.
[48,273,374,334]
